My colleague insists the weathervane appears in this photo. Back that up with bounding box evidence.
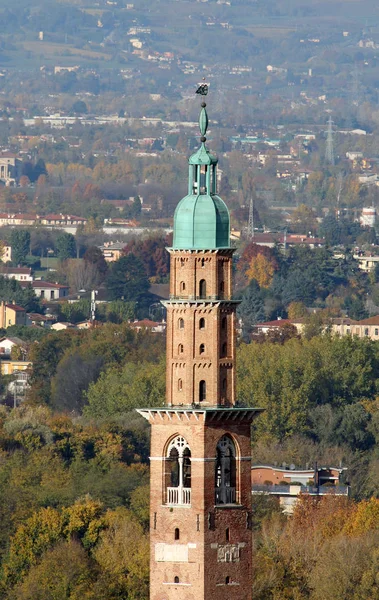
[196,78,209,142]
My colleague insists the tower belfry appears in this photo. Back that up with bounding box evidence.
[138,101,262,600]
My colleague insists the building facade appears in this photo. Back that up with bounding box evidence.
[138,104,261,600]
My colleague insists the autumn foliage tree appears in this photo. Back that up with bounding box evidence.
[237,241,278,288]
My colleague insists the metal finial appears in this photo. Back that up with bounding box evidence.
[199,106,208,138]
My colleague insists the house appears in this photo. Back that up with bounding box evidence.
[253,318,305,336]
[129,319,166,333]
[50,322,75,331]
[100,241,125,262]
[29,281,69,300]
[0,337,28,358]
[353,254,379,272]
[76,320,93,329]
[251,464,349,514]
[0,266,33,282]
[0,302,27,328]
[0,359,31,376]
[0,213,37,226]
[1,244,11,263]
[39,214,87,226]
[27,312,57,327]
[0,154,23,185]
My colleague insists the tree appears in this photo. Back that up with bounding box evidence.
[10,230,30,265]
[84,246,108,279]
[51,351,104,413]
[246,253,276,288]
[85,360,165,418]
[237,280,265,339]
[55,233,76,261]
[11,540,93,600]
[106,254,149,302]
[287,301,308,319]
[71,100,88,115]
[290,203,318,234]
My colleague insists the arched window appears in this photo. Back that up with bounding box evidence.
[180,281,186,292]
[199,317,205,330]
[178,379,182,391]
[225,576,230,585]
[199,380,206,402]
[175,528,180,540]
[180,258,185,267]
[166,436,191,506]
[199,343,205,355]
[174,576,180,584]
[215,435,237,505]
[178,318,184,329]
[222,316,227,330]
[222,342,227,357]
[199,279,206,298]
[178,344,184,354]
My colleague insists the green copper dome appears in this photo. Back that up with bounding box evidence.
[172,104,230,250]
[174,193,230,249]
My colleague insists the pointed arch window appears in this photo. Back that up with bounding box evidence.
[166,436,191,506]
[215,435,237,505]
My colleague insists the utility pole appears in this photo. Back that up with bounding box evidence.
[325,116,335,166]
[91,290,98,323]
[248,195,254,239]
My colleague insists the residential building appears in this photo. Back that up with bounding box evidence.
[100,241,125,262]
[1,244,11,263]
[0,266,33,281]
[39,214,87,226]
[353,253,379,273]
[129,319,166,333]
[0,337,28,358]
[0,154,23,185]
[137,104,262,600]
[0,302,27,328]
[0,359,31,376]
[27,312,57,327]
[50,322,76,331]
[0,213,37,226]
[252,465,348,514]
[28,281,69,300]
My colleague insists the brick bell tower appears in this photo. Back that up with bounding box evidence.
[138,101,262,600]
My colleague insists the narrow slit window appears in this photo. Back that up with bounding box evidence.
[199,317,205,330]
[199,380,206,402]
[175,528,180,540]
[178,379,183,391]
[225,576,230,585]
[178,344,184,354]
[199,279,206,298]
[226,528,230,542]
[199,343,205,355]
[180,281,186,292]
[178,318,184,329]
